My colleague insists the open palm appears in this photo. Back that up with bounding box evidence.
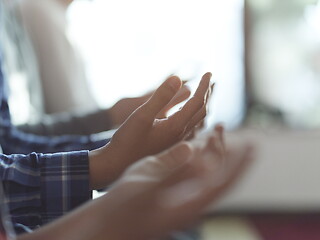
[99,72,213,183]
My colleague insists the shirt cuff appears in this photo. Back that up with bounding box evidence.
[39,150,91,224]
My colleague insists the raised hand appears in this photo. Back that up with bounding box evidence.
[108,81,191,127]
[90,72,213,188]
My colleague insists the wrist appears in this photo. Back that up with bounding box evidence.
[88,146,111,190]
[109,102,121,128]
[88,143,125,190]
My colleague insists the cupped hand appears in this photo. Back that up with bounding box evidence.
[98,126,253,240]
[90,72,213,187]
[109,80,191,127]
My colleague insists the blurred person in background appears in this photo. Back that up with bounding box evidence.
[9,0,190,136]
[19,0,98,115]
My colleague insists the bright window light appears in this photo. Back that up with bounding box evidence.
[68,0,245,130]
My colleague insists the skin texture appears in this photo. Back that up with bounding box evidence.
[18,126,253,240]
[89,73,213,189]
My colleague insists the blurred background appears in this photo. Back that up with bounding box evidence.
[65,0,320,131]
[66,0,245,130]
[245,0,320,130]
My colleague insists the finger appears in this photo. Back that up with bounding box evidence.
[214,124,224,139]
[210,82,215,94]
[184,83,212,132]
[152,144,254,232]
[207,82,215,104]
[139,76,182,119]
[183,82,215,135]
[205,145,254,202]
[214,124,225,156]
[201,124,226,162]
[203,82,214,115]
[169,85,191,107]
[184,103,207,134]
[203,82,214,113]
[156,85,191,119]
[200,135,226,170]
[157,142,194,170]
[139,91,154,102]
[193,72,212,98]
[153,160,215,226]
[187,81,213,132]
[142,169,207,235]
[170,72,211,127]
[163,145,253,214]
[155,151,206,191]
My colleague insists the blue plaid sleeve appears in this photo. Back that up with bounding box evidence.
[0,183,16,239]
[0,151,91,232]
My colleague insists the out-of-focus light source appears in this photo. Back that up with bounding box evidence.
[68,0,245,130]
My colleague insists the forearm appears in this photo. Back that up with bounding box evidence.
[0,122,108,154]
[17,109,114,136]
[17,194,127,240]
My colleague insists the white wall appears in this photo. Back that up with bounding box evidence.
[210,127,320,212]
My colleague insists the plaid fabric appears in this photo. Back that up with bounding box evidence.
[0,198,8,240]
[0,184,15,240]
[0,61,97,232]
[0,150,91,232]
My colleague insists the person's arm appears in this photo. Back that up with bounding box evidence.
[17,109,113,136]
[0,63,108,154]
[0,150,91,232]
[2,65,213,186]
[17,0,191,137]
[0,115,108,154]
[17,128,253,240]
[16,84,191,136]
